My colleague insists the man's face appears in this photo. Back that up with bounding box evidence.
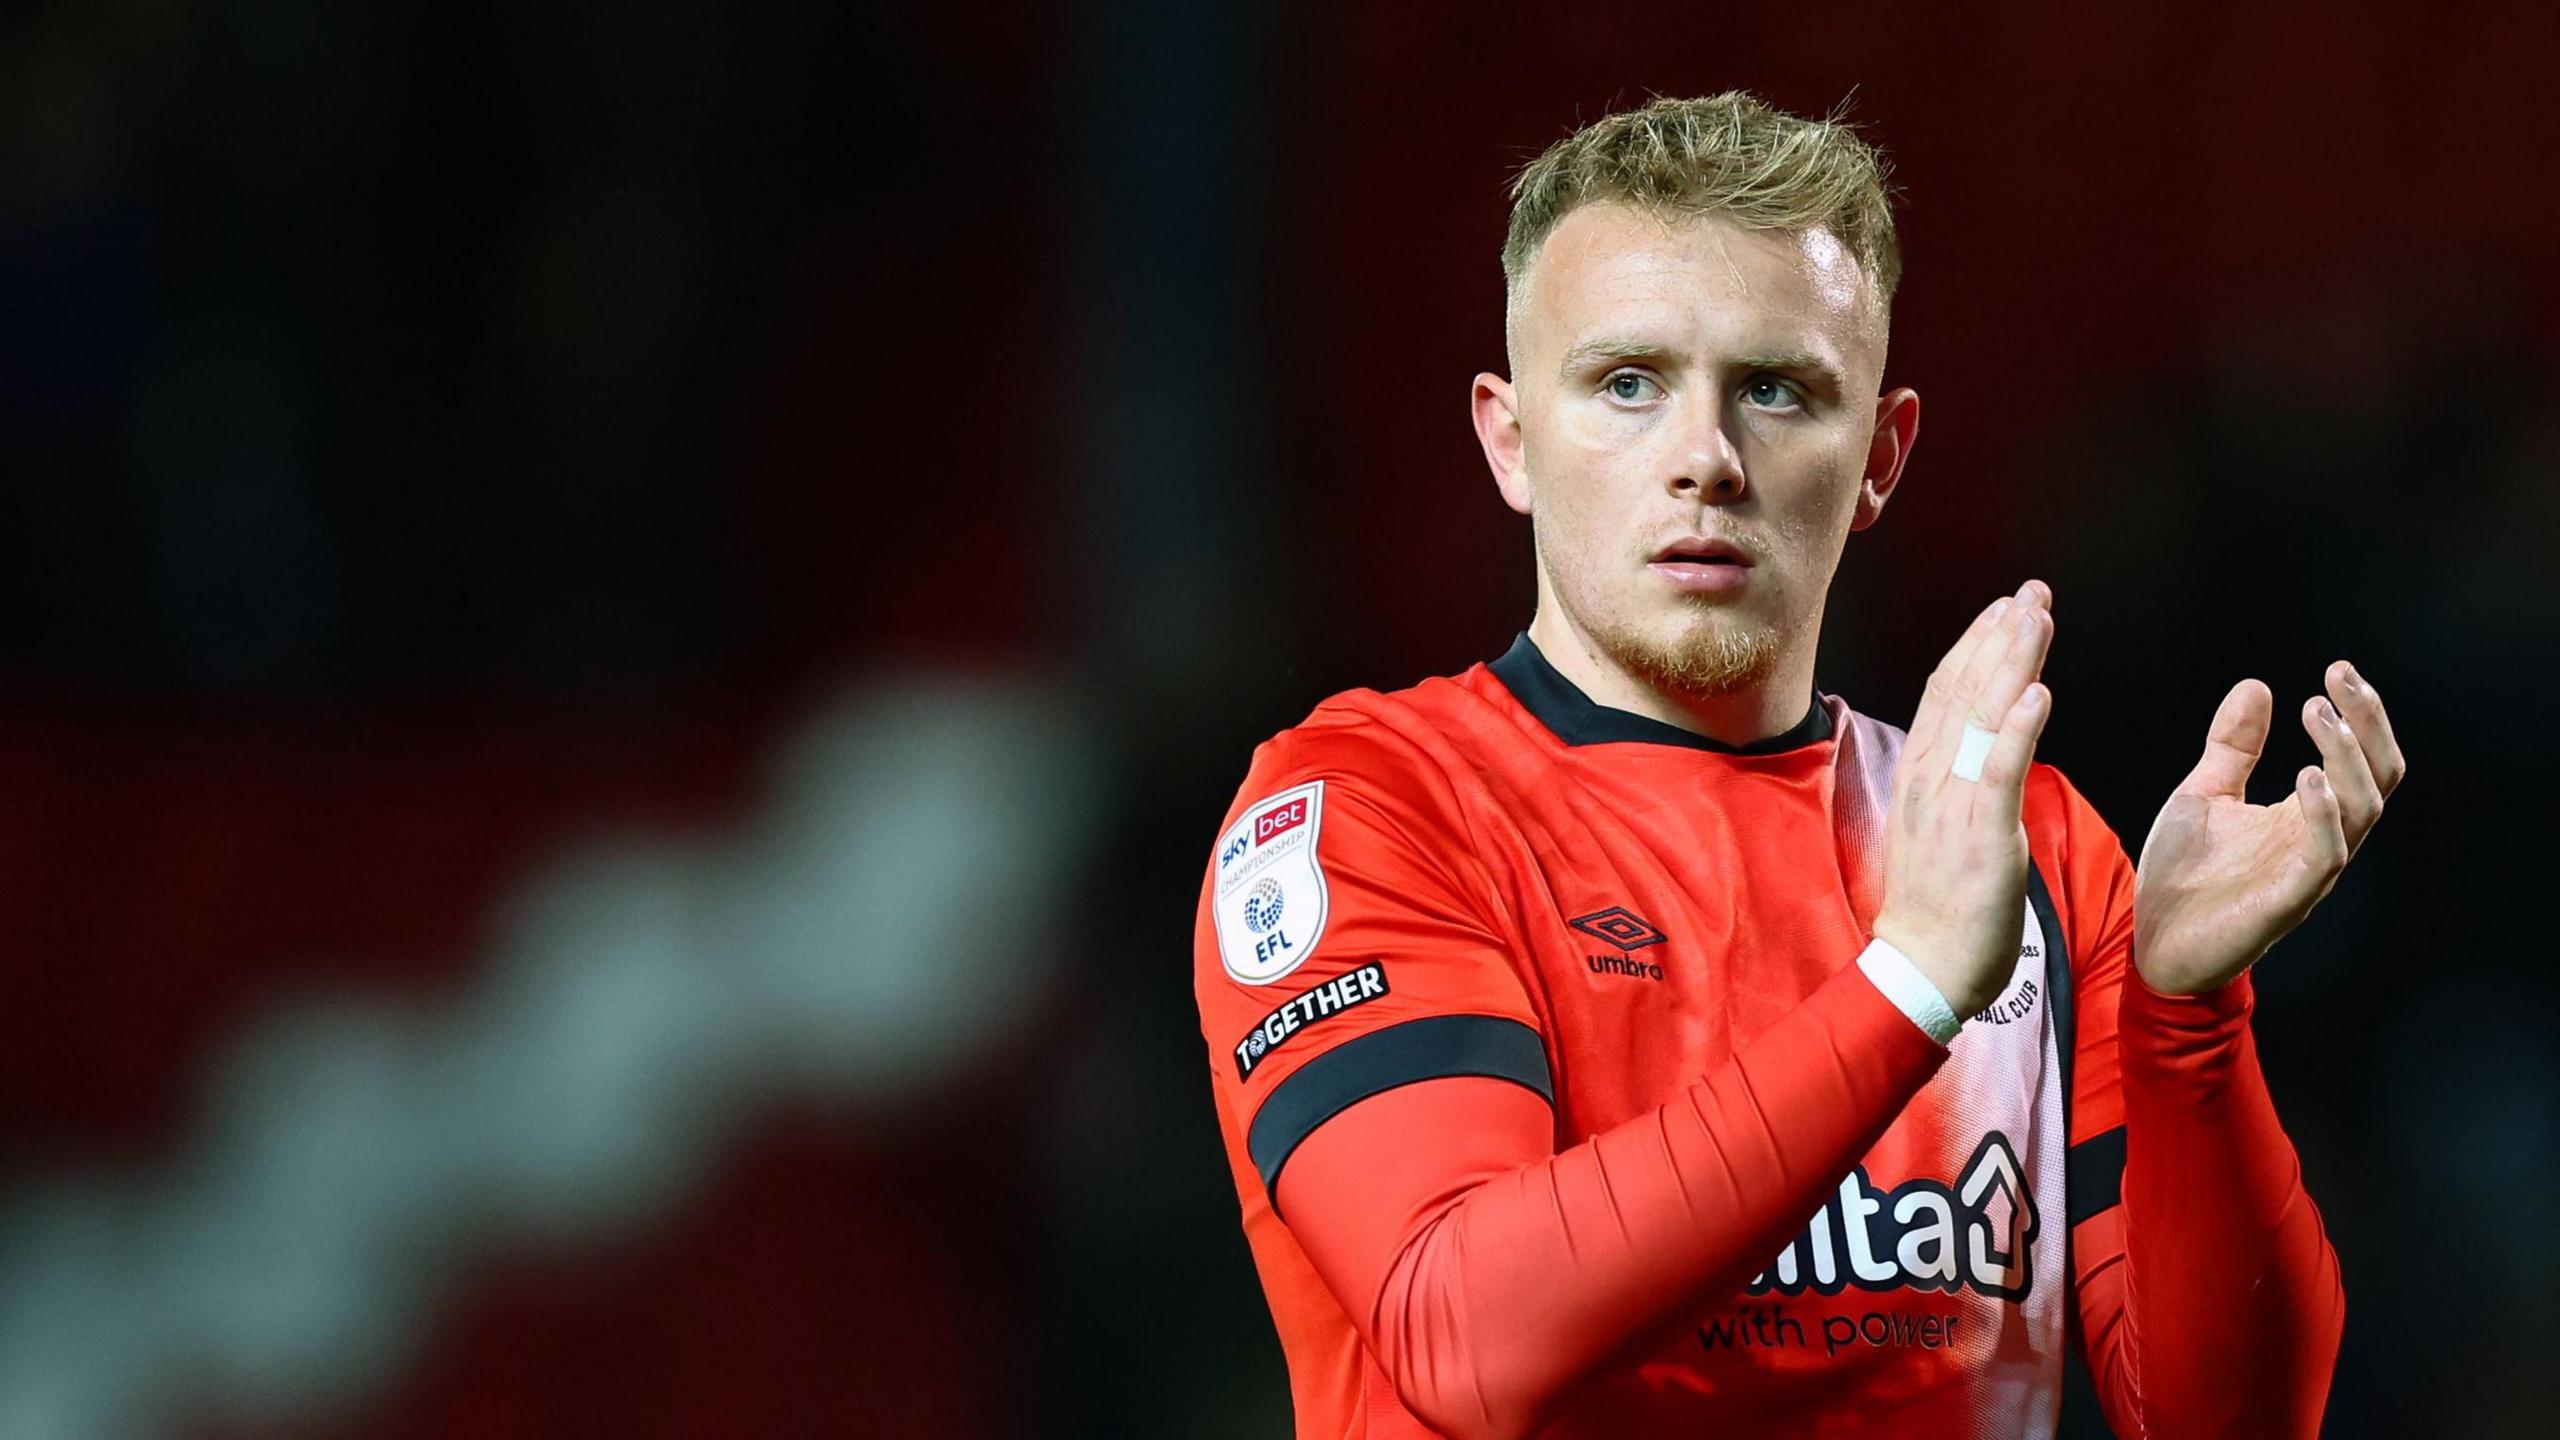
[1478,202,1909,700]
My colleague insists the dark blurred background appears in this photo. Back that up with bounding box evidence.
[1,2,2554,1436]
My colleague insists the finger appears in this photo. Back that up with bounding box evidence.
[1966,602,2053,737]
[2174,679,2271,799]
[1977,680,2053,805]
[1934,599,2049,762]
[2295,764,2349,878]
[1912,593,2024,766]
[2324,661,2406,797]
[1928,591,2029,703]
[1927,603,2051,783]
[1923,580,2048,715]
[1914,580,2052,777]
[2304,693,2383,851]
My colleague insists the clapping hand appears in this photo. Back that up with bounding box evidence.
[2133,663,2406,996]
[1871,581,2056,1018]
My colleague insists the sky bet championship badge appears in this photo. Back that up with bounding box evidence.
[1213,781,1330,985]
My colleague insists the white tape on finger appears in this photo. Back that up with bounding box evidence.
[1952,721,1998,783]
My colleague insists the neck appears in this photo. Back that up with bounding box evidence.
[1525,604,1821,748]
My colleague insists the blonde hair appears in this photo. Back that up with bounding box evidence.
[1502,92,1901,316]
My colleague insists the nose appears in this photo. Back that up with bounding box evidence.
[1669,403,1747,503]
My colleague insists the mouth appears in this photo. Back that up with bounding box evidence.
[1650,538,1754,568]
[1648,537,1755,596]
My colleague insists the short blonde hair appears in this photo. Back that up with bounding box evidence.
[1502,92,1901,315]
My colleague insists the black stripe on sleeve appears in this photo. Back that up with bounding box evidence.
[1248,1014,1552,1211]
[2066,1125,2129,1228]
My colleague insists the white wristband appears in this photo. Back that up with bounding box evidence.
[1857,936,1963,1045]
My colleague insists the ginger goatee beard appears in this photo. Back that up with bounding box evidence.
[1597,606,1781,700]
[1533,519,1794,701]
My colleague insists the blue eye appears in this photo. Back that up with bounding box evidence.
[1606,372,1658,403]
[1744,375,1803,409]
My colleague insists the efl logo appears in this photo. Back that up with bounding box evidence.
[1255,798,1309,847]
[1214,782,1330,985]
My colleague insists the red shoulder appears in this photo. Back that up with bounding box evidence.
[1224,667,1511,834]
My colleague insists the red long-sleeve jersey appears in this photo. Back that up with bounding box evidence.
[1192,635,2342,1438]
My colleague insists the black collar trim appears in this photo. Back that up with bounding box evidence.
[1488,633,1833,754]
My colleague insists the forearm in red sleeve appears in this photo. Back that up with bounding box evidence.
[1269,959,1947,1440]
[2084,970,2344,1437]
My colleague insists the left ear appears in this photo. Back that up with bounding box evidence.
[1850,386,1920,532]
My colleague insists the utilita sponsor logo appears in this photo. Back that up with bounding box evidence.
[1745,1132,2038,1303]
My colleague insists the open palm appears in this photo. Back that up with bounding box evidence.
[2134,665,2405,996]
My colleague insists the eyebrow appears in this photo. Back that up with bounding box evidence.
[1733,348,1833,376]
[1557,336,1671,380]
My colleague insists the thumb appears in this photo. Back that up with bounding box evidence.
[2176,679,2272,798]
